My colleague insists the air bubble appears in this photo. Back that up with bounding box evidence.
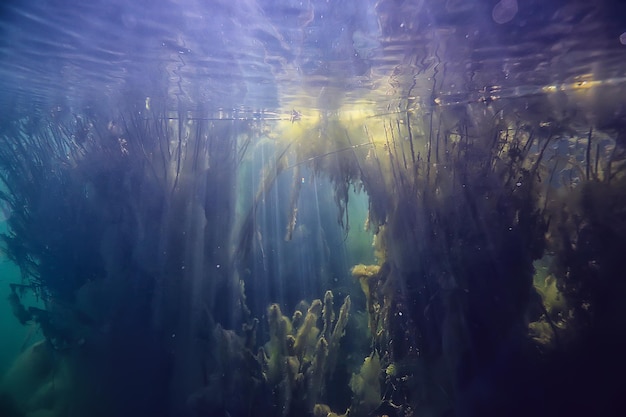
[492,0,518,25]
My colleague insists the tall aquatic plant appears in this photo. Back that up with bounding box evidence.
[263,99,572,415]
[0,99,251,416]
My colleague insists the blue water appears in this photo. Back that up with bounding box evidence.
[1,1,626,417]
[2,0,625,115]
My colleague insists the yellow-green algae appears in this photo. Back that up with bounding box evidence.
[261,291,351,416]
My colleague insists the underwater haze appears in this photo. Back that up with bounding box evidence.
[1,0,626,416]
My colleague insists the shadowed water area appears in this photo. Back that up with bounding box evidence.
[1,1,626,416]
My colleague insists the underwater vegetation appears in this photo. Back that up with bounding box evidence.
[262,92,626,416]
[0,102,247,416]
[0,87,626,417]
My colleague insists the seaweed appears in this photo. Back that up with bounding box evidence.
[260,292,351,416]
